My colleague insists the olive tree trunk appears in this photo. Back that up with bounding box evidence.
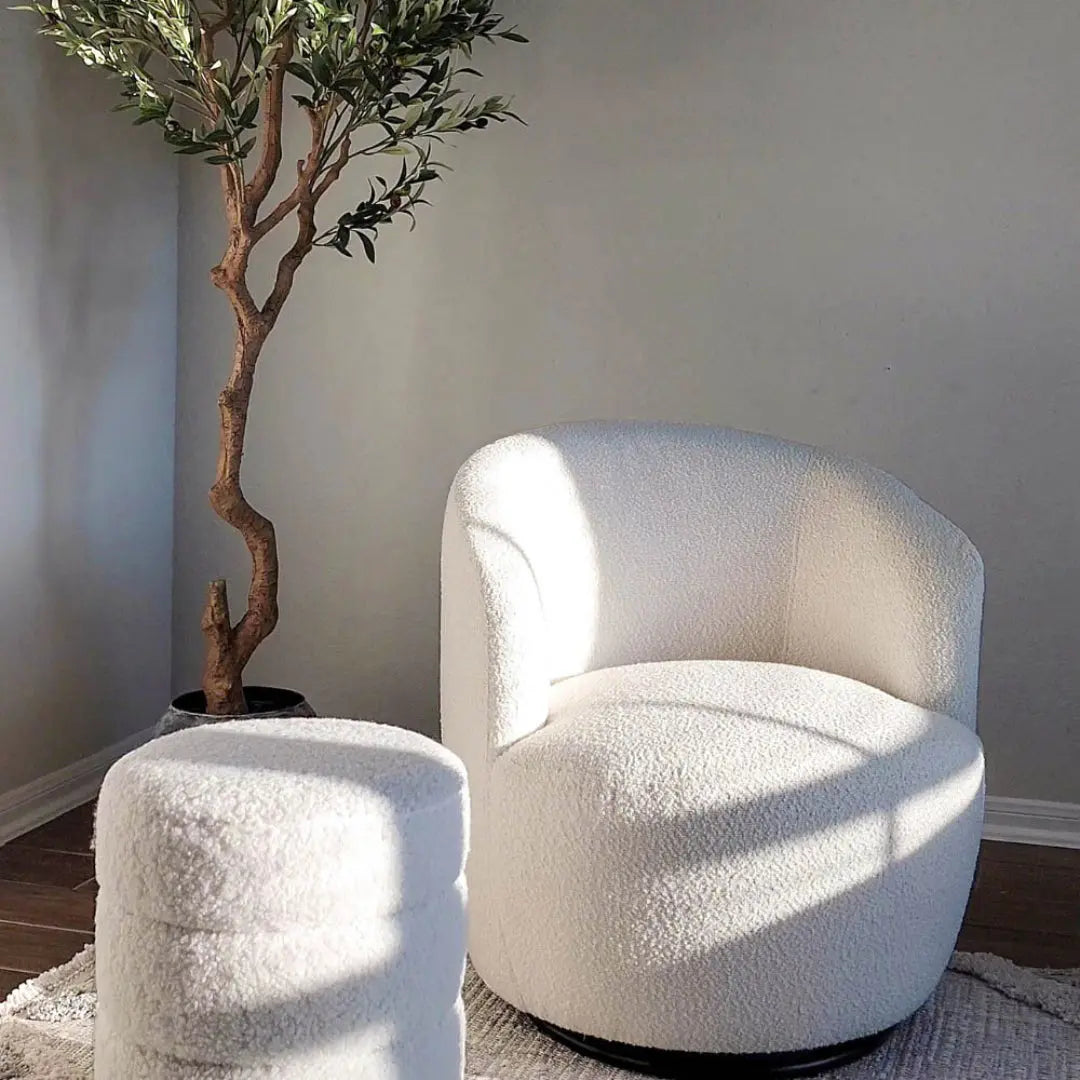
[199,327,279,715]
[197,93,342,714]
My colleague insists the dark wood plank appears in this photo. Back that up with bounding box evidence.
[978,840,1080,872]
[965,858,1079,938]
[10,802,95,855]
[74,877,98,896]
[0,922,92,975]
[0,880,95,933]
[0,968,28,998]
[0,847,94,889]
[956,923,1080,968]
[959,840,1079,967]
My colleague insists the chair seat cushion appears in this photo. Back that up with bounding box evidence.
[486,660,984,1052]
[541,659,978,827]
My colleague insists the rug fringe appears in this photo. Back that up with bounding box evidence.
[949,950,1080,1027]
[2,946,1077,1080]
[0,945,95,1021]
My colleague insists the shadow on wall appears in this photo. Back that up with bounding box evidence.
[95,729,466,1073]
[0,21,175,784]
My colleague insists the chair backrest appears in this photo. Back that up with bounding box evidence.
[444,421,983,740]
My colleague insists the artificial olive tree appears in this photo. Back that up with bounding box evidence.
[22,1,523,713]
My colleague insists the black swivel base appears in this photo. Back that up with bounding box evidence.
[530,1015,895,1079]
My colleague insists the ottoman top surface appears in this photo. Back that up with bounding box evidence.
[105,717,465,826]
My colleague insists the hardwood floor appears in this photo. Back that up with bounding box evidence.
[0,802,96,995]
[0,801,1077,999]
[957,840,1080,967]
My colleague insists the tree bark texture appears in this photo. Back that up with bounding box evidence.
[197,58,342,714]
[200,321,279,714]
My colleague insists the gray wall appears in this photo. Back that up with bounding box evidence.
[175,0,1080,802]
[0,16,177,793]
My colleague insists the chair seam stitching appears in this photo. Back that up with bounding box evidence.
[781,446,819,662]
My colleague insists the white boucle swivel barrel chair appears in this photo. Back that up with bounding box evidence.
[441,421,985,1078]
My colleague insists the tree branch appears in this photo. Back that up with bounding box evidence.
[202,179,280,711]
[211,165,262,328]
[313,134,352,200]
[201,578,247,714]
[208,340,280,678]
[244,29,295,221]
[262,184,317,325]
[200,0,236,39]
[250,189,302,243]
[201,578,233,653]
[250,105,352,242]
[260,109,332,321]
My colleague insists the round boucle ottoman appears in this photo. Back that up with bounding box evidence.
[93,717,468,1079]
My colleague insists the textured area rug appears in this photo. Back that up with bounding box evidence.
[2,948,1077,1078]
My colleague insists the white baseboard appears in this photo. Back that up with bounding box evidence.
[983,796,1080,850]
[0,728,154,847]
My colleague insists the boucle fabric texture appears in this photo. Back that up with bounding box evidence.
[441,421,986,1054]
[3,949,1079,1079]
[94,717,469,1079]
[463,958,1080,1079]
[494,660,984,1052]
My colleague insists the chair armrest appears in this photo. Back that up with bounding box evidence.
[440,498,550,776]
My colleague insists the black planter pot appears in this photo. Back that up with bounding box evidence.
[156,685,316,737]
